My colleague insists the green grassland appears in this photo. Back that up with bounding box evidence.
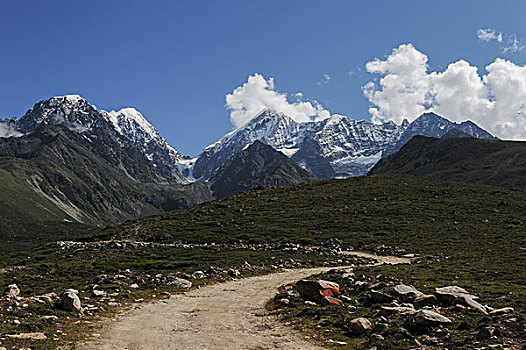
[1,174,525,349]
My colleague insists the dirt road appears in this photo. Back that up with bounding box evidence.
[79,253,410,350]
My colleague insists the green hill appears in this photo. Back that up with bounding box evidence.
[369,136,526,191]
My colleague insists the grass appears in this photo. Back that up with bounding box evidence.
[1,174,525,348]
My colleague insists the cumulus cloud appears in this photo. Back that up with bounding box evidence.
[477,28,524,53]
[363,43,526,140]
[226,73,331,128]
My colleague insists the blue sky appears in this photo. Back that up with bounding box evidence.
[1,1,526,155]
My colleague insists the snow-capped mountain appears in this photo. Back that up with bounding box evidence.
[188,109,496,180]
[0,95,187,183]
[105,108,185,182]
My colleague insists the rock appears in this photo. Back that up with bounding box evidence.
[296,280,339,302]
[406,309,453,328]
[435,286,487,313]
[370,290,394,303]
[129,283,139,289]
[8,332,47,340]
[227,269,240,277]
[392,284,423,302]
[60,290,82,312]
[304,300,317,306]
[378,305,416,316]
[168,277,192,289]
[192,271,206,279]
[490,307,514,315]
[91,290,106,297]
[279,298,290,306]
[321,296,343,307]
[107,302,122,307]
[413,294,439,308]
[435,286,476,304]
[4,283,20,297]
[370,333,385,342]
[476,326,495,340]
[419,335,439,345]
[462,295,488,314]
[348,317,372,334]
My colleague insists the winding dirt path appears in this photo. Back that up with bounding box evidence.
[79,253,411,350]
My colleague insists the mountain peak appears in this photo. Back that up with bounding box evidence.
[50,94,86,103]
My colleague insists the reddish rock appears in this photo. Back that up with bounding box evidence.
[296,280,339,302]
[321,296,344,306]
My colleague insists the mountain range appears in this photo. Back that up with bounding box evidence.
[185,110,496,180]
[0,95,498,227]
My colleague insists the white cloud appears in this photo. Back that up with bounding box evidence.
[363,43,526,140]
[477,28,503,43]
[477,28,523,53]
[226,73,331,128]
[502,34,524,53]
[317,74,331,86]
[0,123,22,138]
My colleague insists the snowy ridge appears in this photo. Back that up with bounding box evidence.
[189,109,496,180]
[0,95,187,183]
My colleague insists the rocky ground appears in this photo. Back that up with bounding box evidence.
[270,268,526,349]
[0,239,369,349]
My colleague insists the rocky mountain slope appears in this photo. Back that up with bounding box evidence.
[369,135,526,191]
[188,110,495,180]
[210,140,317,197]
[0,122,211,225]
[0,96,213,253]
[0,95,187,184]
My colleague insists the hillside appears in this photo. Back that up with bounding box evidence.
[210,140,317,197]
[0,123,212,255]
[369,136,526,191]
[1,174,525,349]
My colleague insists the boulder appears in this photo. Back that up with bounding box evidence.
[60,290,82,312]
[4,284,20,297]
[476,326,495,340]
[414,294,439,308]
[435,286,487,313]
[321,296,343,307]
[348,317,372,334]
[168,277,192,289]
[129,283,139,289]
[192,271,206,279]
[370,290,394,303]
[296,280,339,302]
[392,284,423,302]
[435,286,476,305]
[406,310,452,328]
